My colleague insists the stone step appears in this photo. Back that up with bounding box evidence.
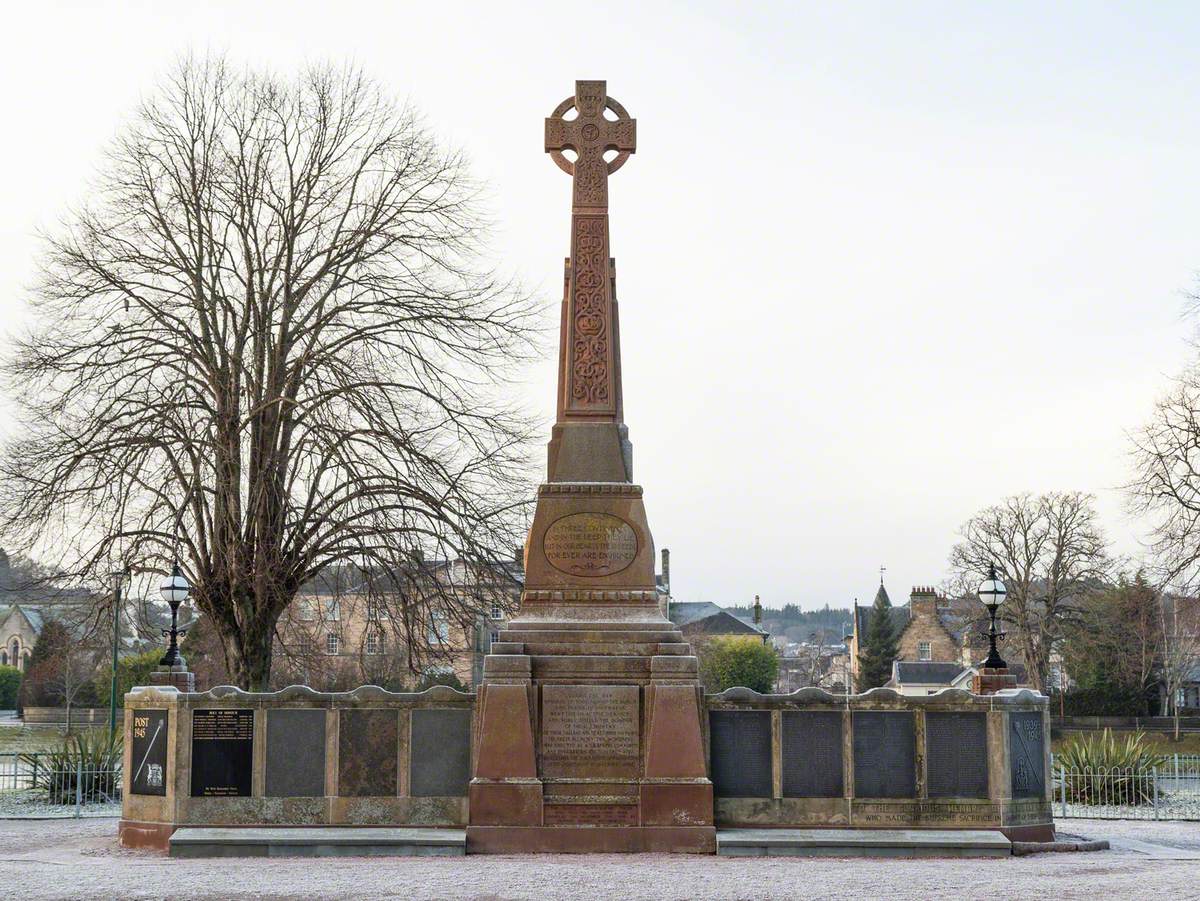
[716,828,1011,859]
[501,629,684,643]
[168,827,466,858]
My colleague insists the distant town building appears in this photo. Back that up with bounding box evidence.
[667,601,770,644]
[271,554,524,690]
[848,581,1028,690]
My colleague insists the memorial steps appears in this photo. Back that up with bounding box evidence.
[168,826,467,858]
[715,828,1013,858]
[166,825,1014,859]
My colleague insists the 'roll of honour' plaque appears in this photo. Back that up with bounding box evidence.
[543,513,638,577]
[190,709,254,797]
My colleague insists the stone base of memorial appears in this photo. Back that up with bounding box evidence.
[705,686,1054,843]
[118,684,475,852]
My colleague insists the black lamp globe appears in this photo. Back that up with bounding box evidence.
[977,562,1007,669]
[159,564,190,667]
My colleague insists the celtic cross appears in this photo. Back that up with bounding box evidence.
[545,81,636,420]
[545,80,637,211]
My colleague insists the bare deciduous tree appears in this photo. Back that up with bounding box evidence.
[1129,367,1200,588]
[950,492,1109,692]
[1159,595,1200,739]
[0,56,536,689]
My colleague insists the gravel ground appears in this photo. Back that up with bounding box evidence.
[3,819,1200,900]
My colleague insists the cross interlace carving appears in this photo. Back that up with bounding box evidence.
[545,80,637,211]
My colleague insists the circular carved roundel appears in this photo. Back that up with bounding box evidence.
[543,512,638,577]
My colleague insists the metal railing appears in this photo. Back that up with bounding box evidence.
[1053,758,1200,821]
[0,753,122,817]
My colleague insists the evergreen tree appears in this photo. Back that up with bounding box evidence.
[857,585,899,690]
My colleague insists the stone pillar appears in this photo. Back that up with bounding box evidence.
[972,667,1017,695]
[149,664,195,693]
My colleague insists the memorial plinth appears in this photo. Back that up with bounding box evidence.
[467,80,715,854]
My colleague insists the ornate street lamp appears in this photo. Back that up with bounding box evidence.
[977,562,1007,669]
[159,564,191,667]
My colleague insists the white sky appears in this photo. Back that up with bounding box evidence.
[2,1,1199,609]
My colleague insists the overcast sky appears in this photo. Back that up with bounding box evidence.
[3,2,1199,609]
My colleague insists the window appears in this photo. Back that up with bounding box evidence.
[917,641,932,662]
[298,599,316,622]
[326,633,341,655]
[322,598,340,621]
[429,613,450,645]
[365,632,381,655]
[490,630,500,646]
[489,603,504,621]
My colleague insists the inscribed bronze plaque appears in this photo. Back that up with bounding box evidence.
[782,710,843,798]
[926,712,989,799]
[541,684,639,778]
[1010,712,1046,799]
[338,708,398,797]
[190,709,253,797]
[543,513,638,577]
[130,709,168,796]
[709,710,772,798]
[852,711,915,799]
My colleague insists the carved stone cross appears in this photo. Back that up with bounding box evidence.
[545,80,637,211]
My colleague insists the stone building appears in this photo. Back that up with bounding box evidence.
[269,556,524,691]
[0,605,40,670]
[848,581,984,686]
[667,601,770,644]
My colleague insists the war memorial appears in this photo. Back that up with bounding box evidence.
[116,81,1054,857]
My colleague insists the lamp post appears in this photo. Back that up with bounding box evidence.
[977,562,1008,669]
[159,564,191,668]
[108,567,129,737]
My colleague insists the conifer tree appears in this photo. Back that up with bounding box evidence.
[857,586,899,690]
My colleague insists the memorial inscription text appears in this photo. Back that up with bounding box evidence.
[541,684,639,776]
[543,513,638,577]
[190,709,254,798]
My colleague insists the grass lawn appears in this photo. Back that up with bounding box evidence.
[1053,729,1200,755]
[0,725,70,755]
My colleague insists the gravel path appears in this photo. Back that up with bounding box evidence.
[2,819,1200,900]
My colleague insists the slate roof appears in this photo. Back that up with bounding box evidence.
[669,602,724,626]
[892,661,968,685]
[681,610,767,637]
[0,604,45,636]
[668,602,769,638]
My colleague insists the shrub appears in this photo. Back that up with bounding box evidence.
[20,729,123,805]
[93,650,164,709]
[1056,729,1166,806]
[698,636,779,694]
[416,669,467,692]
[0,665,20,708]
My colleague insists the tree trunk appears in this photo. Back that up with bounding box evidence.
[231,618,276,691]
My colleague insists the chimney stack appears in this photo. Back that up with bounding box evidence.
[753,594,762,626]
[661,548,670,596]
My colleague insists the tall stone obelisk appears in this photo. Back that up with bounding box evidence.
[467,81,715,854]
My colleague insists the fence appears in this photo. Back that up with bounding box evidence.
[1053,755,1200,821]
[0,752,123,817]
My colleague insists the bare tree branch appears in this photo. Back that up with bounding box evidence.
[0,55,538,689]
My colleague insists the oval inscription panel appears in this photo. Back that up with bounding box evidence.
[543,513,638,577]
